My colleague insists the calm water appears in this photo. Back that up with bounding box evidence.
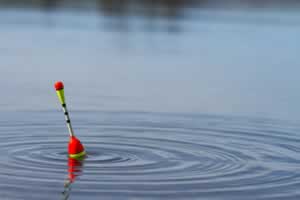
[1,1,300,199]
[0,3,300,119]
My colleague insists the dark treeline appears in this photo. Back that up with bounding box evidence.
[0,0,205,16]
[96,0,206,19]
[1,0,300,12]
[0,0,299,28]
[1,0,299,32]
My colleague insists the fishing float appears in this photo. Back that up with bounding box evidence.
[54,81,86,159]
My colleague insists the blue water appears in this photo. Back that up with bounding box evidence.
[1,111,300,199]
[0,6,299,119]
[1,2,300,199]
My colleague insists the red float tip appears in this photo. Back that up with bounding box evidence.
[54,81,64,91]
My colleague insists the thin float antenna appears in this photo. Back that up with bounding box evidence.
[54,81,74,137]
[62,103,75,137]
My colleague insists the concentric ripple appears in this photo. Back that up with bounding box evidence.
[1,111,300,200]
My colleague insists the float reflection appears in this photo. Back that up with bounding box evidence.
[62,157,85,200]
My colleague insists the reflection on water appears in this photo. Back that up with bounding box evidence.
[62,157,84,200]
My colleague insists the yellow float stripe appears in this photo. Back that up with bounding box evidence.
[69,151,86,159]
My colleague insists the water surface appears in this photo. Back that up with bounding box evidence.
[1,1,300,199]
[1,111,300,199]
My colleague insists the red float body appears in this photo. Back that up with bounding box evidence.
[54,81,64,91]
[68,136,85,155]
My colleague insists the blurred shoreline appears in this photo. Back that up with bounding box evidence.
[1,1,300,14]
[1,0,299,32]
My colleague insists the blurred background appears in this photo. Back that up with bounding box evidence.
[0,0,300,120]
